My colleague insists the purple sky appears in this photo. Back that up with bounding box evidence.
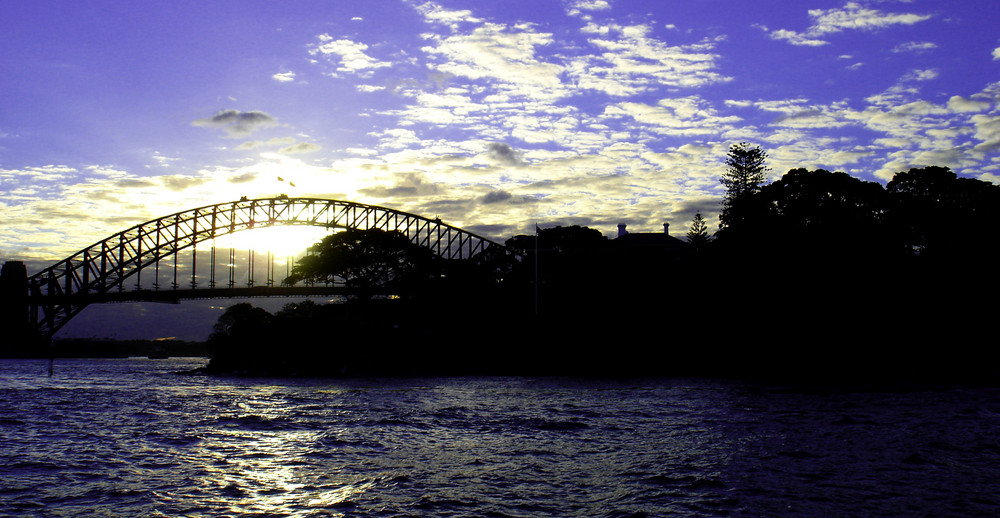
[2,1,999,339]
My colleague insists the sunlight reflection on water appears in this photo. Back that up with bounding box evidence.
[3,359,1000,517]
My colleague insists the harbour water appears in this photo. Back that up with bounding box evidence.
[2,358,999,517]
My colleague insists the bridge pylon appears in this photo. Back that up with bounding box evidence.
[0,260,43,351]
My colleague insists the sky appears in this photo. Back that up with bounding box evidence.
[2,0,1000,338]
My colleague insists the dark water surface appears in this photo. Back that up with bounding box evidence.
[2,359,999,517]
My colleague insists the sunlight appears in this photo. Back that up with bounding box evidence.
[213,226,331,258]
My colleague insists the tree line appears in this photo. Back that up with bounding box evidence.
[205,145,1000,380]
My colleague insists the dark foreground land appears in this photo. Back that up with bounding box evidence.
[194,277,998,385]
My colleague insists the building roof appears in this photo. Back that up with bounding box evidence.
[614,232,687,249]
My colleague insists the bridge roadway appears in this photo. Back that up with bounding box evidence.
[24,285,384,305]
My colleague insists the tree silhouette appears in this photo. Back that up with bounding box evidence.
[719,142,770,233]
[757,168,889,260]
[209,302,273,341]
[885,166,1000,263]
[284,228,437,297]
[686,212,710,249]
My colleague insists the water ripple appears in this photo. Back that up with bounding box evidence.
[3,360,1000,516]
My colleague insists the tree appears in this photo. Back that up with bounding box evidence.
[209,302,273,341]
[885,166,1000,262]
[719,142,771,232]
[686,212,710,249]
[284,228,437,296]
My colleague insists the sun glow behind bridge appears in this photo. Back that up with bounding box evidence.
[213,226,332,260]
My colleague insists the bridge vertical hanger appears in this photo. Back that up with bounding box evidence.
[135,226,143,290]
[247,249,254,288]
[190,214,198,289]
[228,247,235,288]
[210,245,217,289]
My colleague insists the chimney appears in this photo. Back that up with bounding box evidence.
[617,223,628,238]
[663,223,670,235]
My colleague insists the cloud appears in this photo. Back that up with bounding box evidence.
[484,143,523,166]
[279,142,322,154]
[237,137,297,150]
[272,71,296,82]
[116,178,156,189]
[421,23,564,95]
[229,172,257,184]
[415,2,483,31]
[192,110,279,137]
[309,35,392,76]
[480,190,512,204]
[571,24,730,94]
[567,0,611,16]
[357,172,442,198]
[769,29,829,47]
[161,175,208,192]
[971,113,1000,153]
[603,96,742,136]
[947,95,991,113]
[892,41,937,53]
[769,2,932,46]
[994,47,1000,60]
[902,68,938,82]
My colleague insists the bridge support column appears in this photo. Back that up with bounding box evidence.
[0,261,40,354]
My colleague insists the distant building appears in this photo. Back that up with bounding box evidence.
[613,223,687,252]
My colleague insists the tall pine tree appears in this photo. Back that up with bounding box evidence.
[719,142,770,232]
[686,212,709,250]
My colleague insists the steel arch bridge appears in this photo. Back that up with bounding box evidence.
[21,197,517,340]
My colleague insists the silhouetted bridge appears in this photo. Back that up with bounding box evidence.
[1,197,517,341]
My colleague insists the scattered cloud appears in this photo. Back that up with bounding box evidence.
[484,143,523,166]
[161,175,208,192]
[309,35,392,76]
[229,172,257,183]
[571,24,730,94]
[947,95,991,113]
[192,110,279,137]
[567,0,611,17]
[5,1,1000,269]
[358,172,442,198]
[893,41,937,53]
[603,97,742,136]
[420,23,564,97]
[902,68,939,82]
[415,2,483,31]
[769,2,933,46]
[279,142,322,154]
[480,189,512,204]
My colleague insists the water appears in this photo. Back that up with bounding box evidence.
[2,359,999,517]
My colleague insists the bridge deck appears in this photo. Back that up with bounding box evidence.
[28,286,385,304]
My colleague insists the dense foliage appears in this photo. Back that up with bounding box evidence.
[283,228,438,297]
[207,159,1000,381]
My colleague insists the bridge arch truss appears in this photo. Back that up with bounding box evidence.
[26,197,513,339]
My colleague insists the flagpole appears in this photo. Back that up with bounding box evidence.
[534,223,539,317]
